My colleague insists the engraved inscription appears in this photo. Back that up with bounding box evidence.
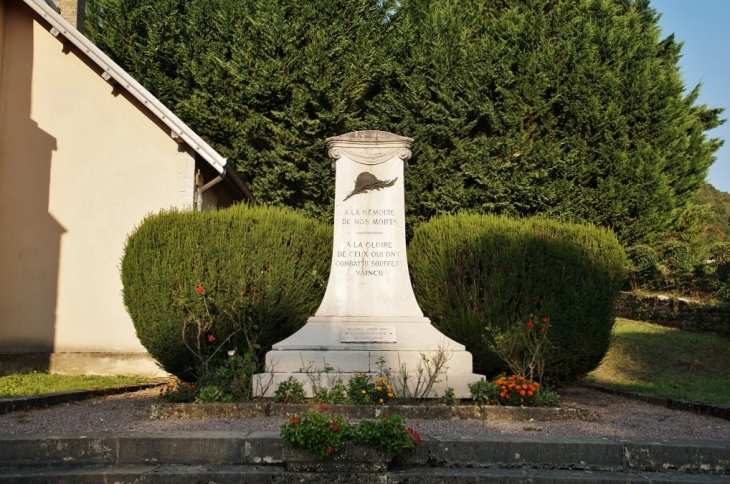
[336,206,403,277]
[341,326,396,343]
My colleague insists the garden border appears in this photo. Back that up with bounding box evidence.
[148,401,591,422]
[0,382,165,415]
[585,383,730,421]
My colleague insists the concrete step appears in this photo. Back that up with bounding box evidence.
[1,465,729,484]
[1,433,728,482]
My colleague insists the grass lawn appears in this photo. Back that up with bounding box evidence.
[0,372,153,399]
[585,318,730,405]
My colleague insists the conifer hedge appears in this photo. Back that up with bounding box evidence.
[409,214,626,382]
[121,205,332,379]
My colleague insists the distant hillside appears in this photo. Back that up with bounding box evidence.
[693,183,730,242]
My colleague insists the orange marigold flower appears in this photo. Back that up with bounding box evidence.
[527,391,534,397]
[519,390,526,396]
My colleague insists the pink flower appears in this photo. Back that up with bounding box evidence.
[196,285,205,295]
[207,334,215,343]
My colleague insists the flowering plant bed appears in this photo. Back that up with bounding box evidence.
[279,406,420,470]
[282,442,393,472]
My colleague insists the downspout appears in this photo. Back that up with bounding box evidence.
[194,169,224,211]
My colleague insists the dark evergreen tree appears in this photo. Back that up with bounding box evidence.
[85,0,724,244]
[373,0,724,245]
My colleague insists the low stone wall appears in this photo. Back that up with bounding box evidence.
[615,292,730,337]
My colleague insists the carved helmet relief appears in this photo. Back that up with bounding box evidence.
[343,172,398,201]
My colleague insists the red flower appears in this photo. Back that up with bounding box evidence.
[319,403,327,412]
[541,317,549,323]
[290,417,299,424]
[412,430,422,444]
[196,285,205,295]
[331,422,339,431]
[526,321,533,329]
[540,326,547,332]
[406,427,413,435]
[207,334,216,343]
[326,445,334,454]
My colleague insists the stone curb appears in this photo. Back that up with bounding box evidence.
[3,465,730,484]
[0,382,165,415]
[585,384,730,421]
[1,433,728,474]
[149,401,592,422]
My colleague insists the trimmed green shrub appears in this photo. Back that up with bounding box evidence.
[409,214,626,383]
[121,204,332,380]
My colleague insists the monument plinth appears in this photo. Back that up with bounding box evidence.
[255,131,482,398]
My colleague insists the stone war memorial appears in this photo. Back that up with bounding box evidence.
[255,131,482,398]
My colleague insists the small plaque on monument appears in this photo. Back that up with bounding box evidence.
[341,326,396,343]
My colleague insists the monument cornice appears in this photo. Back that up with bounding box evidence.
[327,130,413,166]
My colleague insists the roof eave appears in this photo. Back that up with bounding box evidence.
[24,0,228,175]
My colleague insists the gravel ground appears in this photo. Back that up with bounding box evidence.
[1,386,729,441]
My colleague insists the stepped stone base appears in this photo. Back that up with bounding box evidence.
[254,317,483,398]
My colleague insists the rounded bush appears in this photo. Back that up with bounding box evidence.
[409,213,626,382]
[121,204,332,379]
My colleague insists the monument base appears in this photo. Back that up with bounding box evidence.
[253,317,484,398]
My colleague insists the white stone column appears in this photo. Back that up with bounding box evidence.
[254,131,483,398]
[316,131,422,318]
